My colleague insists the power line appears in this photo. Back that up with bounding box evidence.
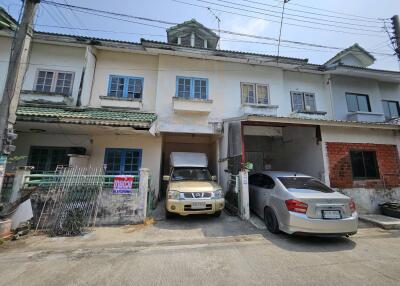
[276,0,288,60]
[42,0,385,37]
[213,0,384,29]
[269,0,386,22]
[189,0,383,33]
[33,23,395,57]
[246,0,384,23]
[41,4,65,27]
[172,0,386,37]
[41,0,176,25]
[52,4,75,28]
[35,24,166,37]
[63,0,87,29]
[38,2,393,56]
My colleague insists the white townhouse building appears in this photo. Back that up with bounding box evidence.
[1,11,399,213]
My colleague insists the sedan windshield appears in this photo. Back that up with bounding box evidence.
[278,177,334,193]
[171,168,212,181]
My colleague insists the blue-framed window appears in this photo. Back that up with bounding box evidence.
[107,75,143,99]
[104,148,142,175]
[176,76,208,100]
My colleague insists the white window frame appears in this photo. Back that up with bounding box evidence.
[382,100,400,119]
[241,82,270,105]
[34,69,75,95]
[290,91,317,112]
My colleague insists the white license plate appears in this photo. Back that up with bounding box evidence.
[191,202,206,209]
[322,210,341,219]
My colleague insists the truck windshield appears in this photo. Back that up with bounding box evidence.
[278,177,334,193]
[171,168,212,181]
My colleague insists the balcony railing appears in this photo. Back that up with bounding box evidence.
[20,90,73,105]
[347,111,385,123]
[241,103,279,116]
[172,97,213,114]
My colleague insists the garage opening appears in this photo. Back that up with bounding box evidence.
[160,133,219,197]
[243,124,325,181]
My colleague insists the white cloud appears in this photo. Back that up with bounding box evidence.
[219,17,270,51]
[231,18,269,36]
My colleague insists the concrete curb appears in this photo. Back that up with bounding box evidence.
[359,214,400,230]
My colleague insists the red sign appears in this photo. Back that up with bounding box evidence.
[112,175,135,194]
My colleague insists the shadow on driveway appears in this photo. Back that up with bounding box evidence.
[151,202,357,253]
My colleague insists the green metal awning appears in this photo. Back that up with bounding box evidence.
[16,106,157,128]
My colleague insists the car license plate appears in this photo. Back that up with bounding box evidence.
[191,202,206,209]
[322,210,341,219]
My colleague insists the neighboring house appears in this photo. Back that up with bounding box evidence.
[0,15,399,213]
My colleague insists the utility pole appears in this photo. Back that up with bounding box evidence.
[0,0,40,196]
[277,0,290,63]
[391,15,400,62]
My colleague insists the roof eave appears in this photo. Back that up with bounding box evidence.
[224,114,400,130]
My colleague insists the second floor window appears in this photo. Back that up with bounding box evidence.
[382,100,399,119]
[346,93,371,112]
[241,83,269,105]
[176,77,208,99]
[108,75,143,99]
[290,91,316,112]
[35,70,74,95]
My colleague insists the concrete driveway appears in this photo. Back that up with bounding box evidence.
[1,212,400,286]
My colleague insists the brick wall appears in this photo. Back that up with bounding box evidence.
[326,142,400,189]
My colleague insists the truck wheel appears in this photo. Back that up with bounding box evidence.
[213,211,221,217]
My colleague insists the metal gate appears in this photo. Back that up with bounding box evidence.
[224,173,241,216]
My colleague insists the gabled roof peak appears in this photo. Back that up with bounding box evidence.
[324,43,375,68]
[167,19,219,50]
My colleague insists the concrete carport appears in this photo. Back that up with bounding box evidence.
[243,123,325,180]
[160,132,219,197]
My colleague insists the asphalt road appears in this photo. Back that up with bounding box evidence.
[1,213,399,286]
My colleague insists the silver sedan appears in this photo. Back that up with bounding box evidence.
[249,171,358,236]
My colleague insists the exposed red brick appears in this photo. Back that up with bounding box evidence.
[326,142,400,189]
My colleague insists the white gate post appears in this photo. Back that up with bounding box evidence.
[239,170,250,220]
[139,168,150,219]
[10,166,33,203]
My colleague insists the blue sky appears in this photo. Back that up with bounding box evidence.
[1,0,399,70]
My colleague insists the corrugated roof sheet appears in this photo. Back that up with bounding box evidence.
[16,106,157,128]
[240,113,400,129]
[141,39,308,63]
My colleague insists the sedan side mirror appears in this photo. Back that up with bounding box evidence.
[211,175,217,181]
[163,175,170,181]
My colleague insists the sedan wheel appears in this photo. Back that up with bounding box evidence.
[264,207,280,234]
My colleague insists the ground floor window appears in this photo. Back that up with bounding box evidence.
[104,148,142,175]
[28,146,85,172]
[350,150,380,179]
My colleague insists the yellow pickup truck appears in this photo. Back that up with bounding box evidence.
[163,152,225,218]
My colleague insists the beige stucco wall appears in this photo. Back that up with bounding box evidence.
[89,133,162,194]
[12,129,162,194]
[22,42,86,105]
[155,54,224,134]
[89,50,158,112]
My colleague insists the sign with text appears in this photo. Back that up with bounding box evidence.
[112,175,135,194]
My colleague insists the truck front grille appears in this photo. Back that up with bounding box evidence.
[183,192,212,199]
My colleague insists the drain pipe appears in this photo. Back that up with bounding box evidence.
[76,45,97,107]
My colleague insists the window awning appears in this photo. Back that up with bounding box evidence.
[16,106,157,129]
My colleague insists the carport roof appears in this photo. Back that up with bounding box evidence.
[16,105,157,128]
[227,114,400,130]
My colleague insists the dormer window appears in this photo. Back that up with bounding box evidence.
[167,19,219,49]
